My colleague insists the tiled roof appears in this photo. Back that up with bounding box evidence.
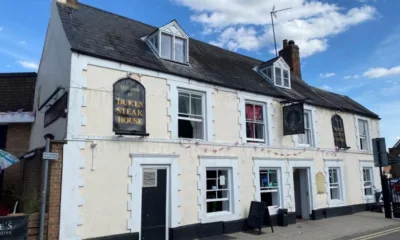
[56,2,379,119]
[0,72,37,112]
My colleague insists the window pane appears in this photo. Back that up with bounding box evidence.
[283,70,289,87]
[361,137,368,150]
[330,188,340,200]
[207,201,229,213]
[175,38,185,62]
[254,123,264,140]
[207,180,216,190]
[191,95,202,115]
[178,93,189,114]
[161,34,172,59]
[207,191,217,199]
[364,188,372,196]
[275,67,282,85]
[358,120,367,136]
[245,104,254,121]
[267,67,272,78]
[178,119,203,139]
[218,170,229,189]
[261,192,279,206]
[217,190,229,199]
[260,172,269,188]
[207,170,216,179]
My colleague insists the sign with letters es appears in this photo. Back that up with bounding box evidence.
[0,215,28,239]
[283,103,305,136]
[113,78,148,136]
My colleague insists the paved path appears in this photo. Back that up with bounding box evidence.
[201,212,400,240]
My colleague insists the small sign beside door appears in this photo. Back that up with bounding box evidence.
[43,152,59,160]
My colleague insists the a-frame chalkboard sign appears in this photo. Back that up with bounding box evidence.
[246,201,274,235]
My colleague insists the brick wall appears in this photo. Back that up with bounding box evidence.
[47,142,63,240]
[3,123,32,194]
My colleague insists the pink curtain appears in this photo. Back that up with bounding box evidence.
[246,105,262,138]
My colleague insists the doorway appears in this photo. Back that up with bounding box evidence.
[141,168,168,240]
[293,168,311,220]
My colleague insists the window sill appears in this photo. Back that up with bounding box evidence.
[328,200,345,207]
[202,211,239,223]
[298,143,314,148]
[364,196,375,203]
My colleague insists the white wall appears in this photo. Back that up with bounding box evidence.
[60,53,381,239]
[29,0,72,149]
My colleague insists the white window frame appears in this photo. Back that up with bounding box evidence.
[177,89,205,140]
[324,159,346,206]
[146,21,189,64]
[355,116,372,152]
[238,93,273,145]
[168,80,214,141]
[294,105,317,148]
[253,158,286,215]
[359,160,376,203]
[244,101,267,143]
[328,168,341,200]
[258,57,291,89]
[205,168,232,214]
[198,156,240,223]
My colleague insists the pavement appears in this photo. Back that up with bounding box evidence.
[201,212,400,240]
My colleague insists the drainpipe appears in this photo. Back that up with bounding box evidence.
[39,134,54,240]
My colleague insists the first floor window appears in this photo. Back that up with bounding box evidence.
[363,167,373,196]
[206,168,231,213]
[329,168,341,200]
[245,102,265,143]
[358,119,370,151]
[299,109,314,146]
[178,90,204,139]
[259,169,280,207]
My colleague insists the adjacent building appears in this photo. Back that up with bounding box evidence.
[0,72,36,199]
[30,0,381,239]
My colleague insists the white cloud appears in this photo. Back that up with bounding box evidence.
[319,72,336,78]
[176,0,377,57]
[19,40,27,45]
[363,66,400,78]
[0,26,3,32]
[343,74,361,79]
[16,60,38,70]
[319,84,332,91]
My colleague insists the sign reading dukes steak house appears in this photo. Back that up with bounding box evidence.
[113,78,148,136]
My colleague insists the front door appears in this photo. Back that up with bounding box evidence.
[141,168,167,240]
[294,168,311,220]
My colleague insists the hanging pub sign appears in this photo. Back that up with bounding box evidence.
[44,92,68,127]
[283,103,304,135]
[0,215,28,239]
[113,78,148,136]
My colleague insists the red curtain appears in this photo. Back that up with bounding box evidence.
[246,105,262,139]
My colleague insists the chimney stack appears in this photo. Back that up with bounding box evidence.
[279,39,301,79]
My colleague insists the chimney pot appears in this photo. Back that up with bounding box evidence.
[283,39,288,48]
[289,40,295,45]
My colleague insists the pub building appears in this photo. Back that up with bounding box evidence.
[29,1,381,239]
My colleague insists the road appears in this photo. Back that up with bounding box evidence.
[349,226,400,240]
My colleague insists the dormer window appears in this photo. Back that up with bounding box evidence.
[258,57,291,89]
[146,20,189,64]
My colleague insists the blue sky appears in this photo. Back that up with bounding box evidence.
[0,0,399,147]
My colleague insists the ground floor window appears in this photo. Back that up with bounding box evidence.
[206,168,231,213]
[259,169,280,207]
[363,167,373,196]
[329,168,342,200]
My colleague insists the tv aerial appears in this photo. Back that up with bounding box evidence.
[270,5,292,56]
